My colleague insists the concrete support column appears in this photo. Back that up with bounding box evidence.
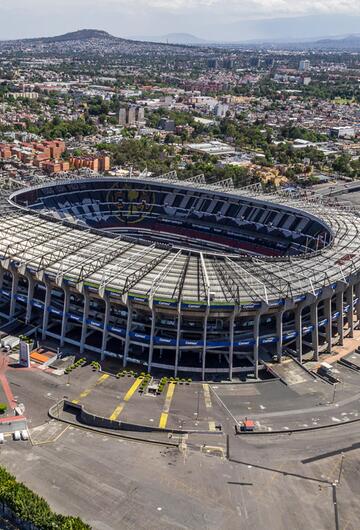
[80,291,90,354]
[336,290,344,346]
[9,270,19,318]
[345,284,354,338]
[174,307,182,377]
[201,309,209,381]
[355,281,360,324]
[60,287,70,347]
[41,281,52,339]
[229,311,235,381]
[0,267,4,291]
[295,294,316,364]
[25,276,35,324]
[101,296,111,361]
[123,303,133,367]
[324,296,332,354]
[253,312,261,379]
[310,302,319,361]
[276,311,284,361]
[295,306,303,364]
[147,308,156,372]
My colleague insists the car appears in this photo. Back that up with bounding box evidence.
[0,433,4,444]
[13,431,21,441]
[20,430,29,441]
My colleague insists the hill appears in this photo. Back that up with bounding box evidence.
[21,29,122,44]
[0,28,199,58]
[312,34,360,50]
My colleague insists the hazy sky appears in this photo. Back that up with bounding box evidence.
[0,0,359,40]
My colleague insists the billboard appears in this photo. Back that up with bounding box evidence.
[19,341,30,368]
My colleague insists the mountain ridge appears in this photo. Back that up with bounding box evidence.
[3,27,360,51]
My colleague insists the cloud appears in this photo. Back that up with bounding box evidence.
[97,0,360,18]
[0,0,359,39]
[2,0,359,18]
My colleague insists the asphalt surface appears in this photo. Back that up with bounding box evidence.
[0,348,360,529]
[1,422,359,530]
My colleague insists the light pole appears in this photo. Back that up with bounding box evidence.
[337,453,345,486]
[195,390,200,420]
[332,383,338,404]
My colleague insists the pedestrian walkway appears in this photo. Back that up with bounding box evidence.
[0,353,16,408]
[323,330,360,365]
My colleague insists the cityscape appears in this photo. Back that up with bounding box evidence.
[0,5,359,530]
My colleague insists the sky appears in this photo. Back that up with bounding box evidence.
[0,0,359,41]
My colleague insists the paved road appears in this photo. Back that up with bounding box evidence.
[0,352,17,408]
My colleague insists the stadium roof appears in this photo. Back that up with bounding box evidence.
[3,174,360,309]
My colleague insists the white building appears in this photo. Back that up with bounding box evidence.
[329,127,356,140]
[299,60,310,72]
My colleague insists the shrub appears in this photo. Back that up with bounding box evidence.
[0,403,7,414]
[0,467,90,529]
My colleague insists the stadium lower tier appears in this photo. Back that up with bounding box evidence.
[0,269,358,378]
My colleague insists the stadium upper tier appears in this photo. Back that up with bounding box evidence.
[7,175,360,309]
[12,176,332,257]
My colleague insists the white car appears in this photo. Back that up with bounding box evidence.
[13,431,21,441]
[0,433,4,444]
[20,430,29,441]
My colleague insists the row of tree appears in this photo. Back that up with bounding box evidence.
[0,466,90,529]
[97,137,178,173]
[25,117,97,139]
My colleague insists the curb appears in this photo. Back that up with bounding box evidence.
[235,416,360,436]
[48,408,179,447]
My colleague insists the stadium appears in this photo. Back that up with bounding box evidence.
[1,173,360,379]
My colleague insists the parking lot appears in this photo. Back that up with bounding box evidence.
[0,346,360,530]
[65,365,223,432]
[0,348,225,438]
[1,339,360,444]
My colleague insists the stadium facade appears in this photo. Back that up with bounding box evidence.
[1,174,359,379]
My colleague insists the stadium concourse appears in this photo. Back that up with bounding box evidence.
[0,173,360,379]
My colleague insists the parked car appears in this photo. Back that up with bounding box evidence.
[13,431,21,441]
[20,430,29,441]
